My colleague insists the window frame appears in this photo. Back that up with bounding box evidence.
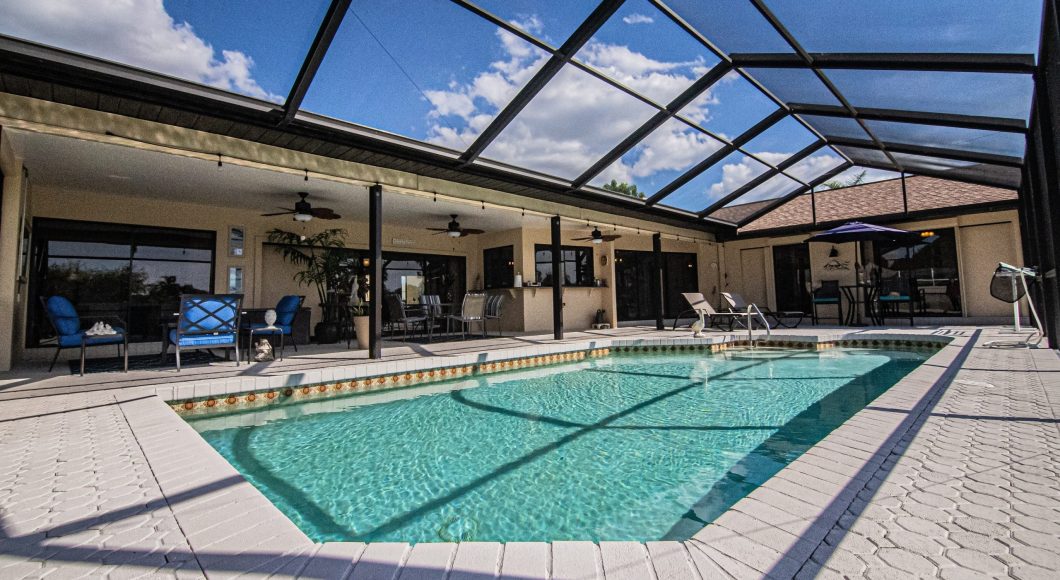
[533,244,596,287]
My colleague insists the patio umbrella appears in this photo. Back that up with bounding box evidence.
[805,221,919,245]
[806,221,919,289]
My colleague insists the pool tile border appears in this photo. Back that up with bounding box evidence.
[171,334,948,416]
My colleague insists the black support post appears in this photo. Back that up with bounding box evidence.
[551,216,564,340]
[368,184,383,358]
[653,233,664,330]
[1031,0,1060,348]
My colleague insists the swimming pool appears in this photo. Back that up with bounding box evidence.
[188,347,928,543]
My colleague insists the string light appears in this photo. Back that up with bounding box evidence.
[98,130,714,243]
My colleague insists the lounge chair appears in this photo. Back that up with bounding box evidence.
[672,292,748,332]
[721,292,803,328]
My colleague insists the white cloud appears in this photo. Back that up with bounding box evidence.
[622,13,655,25]
[423,18,718,181]
[0,0,280,101]
[709,155,769,199]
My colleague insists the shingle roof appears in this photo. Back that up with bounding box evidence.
[725,175,1017,234]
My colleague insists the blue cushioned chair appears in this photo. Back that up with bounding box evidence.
[811,280,843,326]
[40,296,128,376]
[242,295,303,360]
[168,294,243,370]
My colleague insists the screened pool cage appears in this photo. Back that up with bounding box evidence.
[0,0,1037,232]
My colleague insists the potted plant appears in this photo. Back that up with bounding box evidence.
[267,228,347,344]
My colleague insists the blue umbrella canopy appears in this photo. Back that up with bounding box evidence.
[806,221,919,244]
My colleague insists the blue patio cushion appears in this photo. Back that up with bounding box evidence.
[169,330,236,347]
[179,298,238,332]
[244,322,292,335]
[879,295,910,302]
[274,295,302,326]
[45,296,81,336]
[58,328,126,348]
[813,297,840,304]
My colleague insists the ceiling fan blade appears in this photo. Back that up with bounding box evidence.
[311,208,341,219]
[570,236,591,241]
[425,228,448,232]
[460,228,485,236]
[260,210,295,216]
[601,235,622,241]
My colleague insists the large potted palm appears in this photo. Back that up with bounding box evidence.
[267,228,347,343]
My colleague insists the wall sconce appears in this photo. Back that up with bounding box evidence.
[361,257,370,268]
[828,246,839,258]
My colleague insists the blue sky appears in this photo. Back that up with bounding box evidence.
[0,0,1040,211]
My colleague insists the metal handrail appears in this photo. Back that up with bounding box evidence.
[747,304,771,345]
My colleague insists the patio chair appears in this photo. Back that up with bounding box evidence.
[484,294,505,337]
[721,292,804,328]
[384,293,429,341]
[419,294,444,340]
[876,275,916,326]
[242,295,303,360]
[447,293,487,340]
[671,292,741,332]
[811,280,843,326]
[167,294,243,370]
[40,296,128,376]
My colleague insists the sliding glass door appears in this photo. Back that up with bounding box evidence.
[29,219,215,345]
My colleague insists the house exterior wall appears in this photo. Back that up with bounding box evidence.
[719,210,1025,322]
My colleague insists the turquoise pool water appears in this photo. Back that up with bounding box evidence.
[188,347,927,543]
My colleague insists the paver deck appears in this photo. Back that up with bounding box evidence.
[1,326,1057,579]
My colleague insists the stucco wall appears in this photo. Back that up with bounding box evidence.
[719,210,1025,322]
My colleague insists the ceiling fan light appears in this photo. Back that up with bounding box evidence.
[592,237,603,244]
[447,230,462,238]
[294,212,313,222]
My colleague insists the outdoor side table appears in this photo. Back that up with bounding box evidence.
[247,325,284,361]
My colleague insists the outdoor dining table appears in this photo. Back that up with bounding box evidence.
[840,283,879,326]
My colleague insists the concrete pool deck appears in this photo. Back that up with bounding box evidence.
[0,325,1057,579]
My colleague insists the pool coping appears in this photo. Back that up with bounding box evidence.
[112,329,971,577]
[168,331,950,417]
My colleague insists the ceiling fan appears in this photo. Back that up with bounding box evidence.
[261,192,340,221]
[572,227,621,244]
[427,214,484,238]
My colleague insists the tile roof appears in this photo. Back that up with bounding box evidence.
[723,175,1017,234]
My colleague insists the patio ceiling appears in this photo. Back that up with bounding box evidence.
[0,0,1042,231]
[11,130,550,233]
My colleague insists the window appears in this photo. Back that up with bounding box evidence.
[871,228,961,316]
[534,244,595,287]
[483,246,514,290]
[30,219,215,345]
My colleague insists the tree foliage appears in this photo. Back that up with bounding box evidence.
[602,179,645,199]
[822,170,868,190]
